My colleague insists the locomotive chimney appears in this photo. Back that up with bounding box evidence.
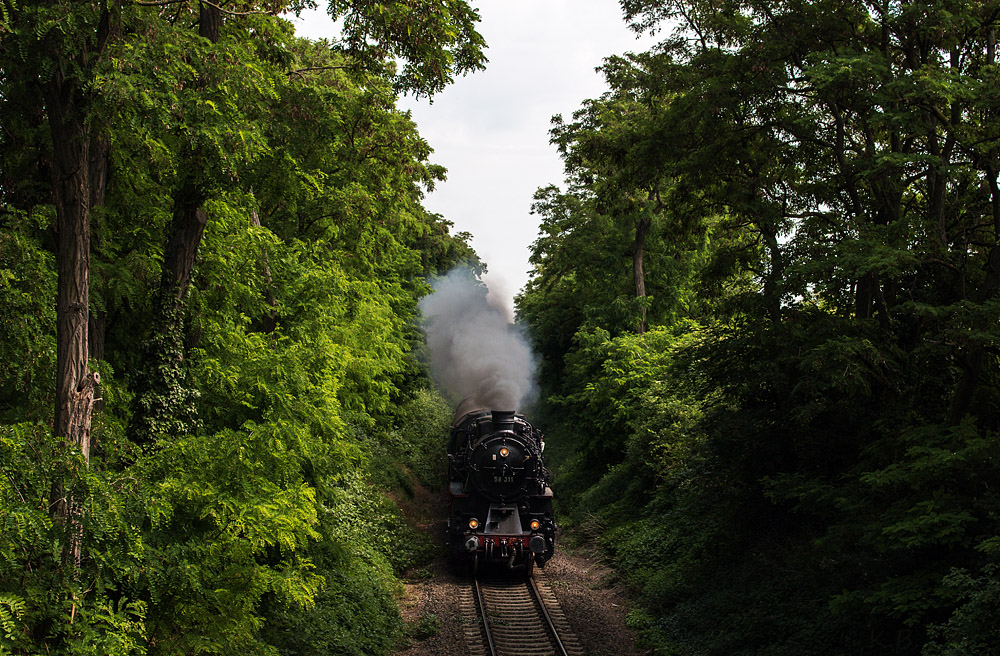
[491,409,516,432]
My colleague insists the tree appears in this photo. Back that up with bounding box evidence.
[0,2,121,571]
[550,93,678,335]
[327,0,487,97]
[124,0,487,442]
[1,3,485,651]
[521,1,1000,653]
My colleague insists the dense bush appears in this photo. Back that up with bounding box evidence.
[535,319,1000,655]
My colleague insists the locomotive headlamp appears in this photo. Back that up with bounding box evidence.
[530,519,541,531]
[468,518,479,529]
[499,447,510,458]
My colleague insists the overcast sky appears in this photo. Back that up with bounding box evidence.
[288,1,658,312]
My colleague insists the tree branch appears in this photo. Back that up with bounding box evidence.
[202,0,279,17]
[287,65,350,79]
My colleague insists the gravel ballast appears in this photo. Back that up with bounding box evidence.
[394,498,645,656]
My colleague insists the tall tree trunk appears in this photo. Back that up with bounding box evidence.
[855,271,875,320]
[46,77,92,453]
[633,215,652,335]
[926,117,949,250]
[44,69,98,569]
[157,0,220,320]
[130,2,221,442]
[161,184,209,312]
[760,222,784,324]
[156,0,219,315]
[199,0,222,42]
[130,185,207,443]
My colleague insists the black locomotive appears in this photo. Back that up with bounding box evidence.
[447,398,556,573]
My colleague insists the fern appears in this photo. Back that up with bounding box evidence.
[0,594,25,646]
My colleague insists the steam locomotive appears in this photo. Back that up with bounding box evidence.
[447,399,556,574]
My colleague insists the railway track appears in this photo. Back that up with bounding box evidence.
[459,571,584,656]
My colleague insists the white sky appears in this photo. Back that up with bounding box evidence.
[288,1,658,312]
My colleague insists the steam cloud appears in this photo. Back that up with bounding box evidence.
[420,269,537,411]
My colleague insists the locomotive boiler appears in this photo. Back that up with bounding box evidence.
[447,398,556,574]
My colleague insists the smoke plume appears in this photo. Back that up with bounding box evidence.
[420,268,536,411]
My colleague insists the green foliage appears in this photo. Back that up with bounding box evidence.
[520,2,1000,654]
[327,0,487,97]
[923,565,1000,656]
[0,1,484,654]
[130,304,203,443]
[0,422,148,656]
[0,211,56,422]
[369,387,452,491]
[261,554,401,656]
[549,323,704,490]
[406,612,441,641]
[260,469,427,656]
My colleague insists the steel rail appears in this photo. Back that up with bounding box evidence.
[472,574,498,656]
[472,572,571,656]
[528,576,570,656]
